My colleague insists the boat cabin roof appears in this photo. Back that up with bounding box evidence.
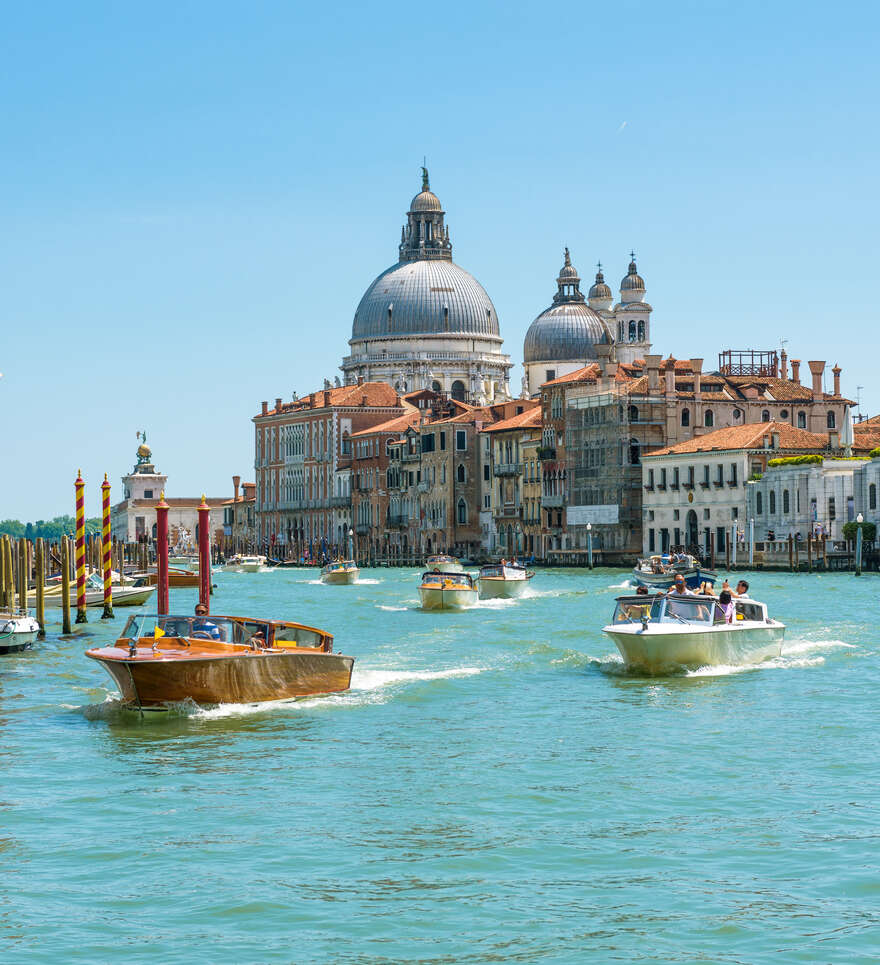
[421,571,474,587]
[613,593,768,625]
[120,612,332,646]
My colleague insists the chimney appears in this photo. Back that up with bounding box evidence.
[664,359,676,397]
[357,375,364,386]
[808,360,825,399]
[791,359,801,384]
[275,397,282,412]
[323,390,331,408]
[828,430,840,449]
[261,401,268,416]
[596,342,612,376]
[690,358,703,397]
[762,433,770,449]
[232,475,241,501]
[645,354,662,394]
[780,349,788,380]
[832,364,841,396]
[771,431,780,449]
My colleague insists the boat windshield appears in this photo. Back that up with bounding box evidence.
[613,596,665,623]
[663,596,726,625]
[120,613,272,646]
[421,572,473,588]
[480,565,503,578]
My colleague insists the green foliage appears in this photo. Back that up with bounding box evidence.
[843,520,877,542]
[767,455,823,468]
[827,456,869,461]
[0,515,102,540]
[869,447,880,458]
[749,472,763,481]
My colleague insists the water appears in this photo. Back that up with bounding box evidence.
[3,568,879,963]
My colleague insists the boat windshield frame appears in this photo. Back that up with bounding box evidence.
[612,593,726,626]
[420,571,474,588]
[120,613,273,645]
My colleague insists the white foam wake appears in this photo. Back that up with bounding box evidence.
[376,604,408,612]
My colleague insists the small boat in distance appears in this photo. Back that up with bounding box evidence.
[0,610,40,654]
[223,554,266,573]
[603,592,784,675]
[477,561,534,599]
[418,571,478,610]
[632,554,717,591]
[426,554,463,573]
[320,560,359,585]
[86,612,355,710]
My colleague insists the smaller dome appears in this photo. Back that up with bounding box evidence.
[589,265,612,300]
[558,247,578,279]
[621,255,646,292]
[410,189,442,212]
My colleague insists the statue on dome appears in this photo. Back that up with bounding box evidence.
[421,166,429,191]
[136,429,152,464]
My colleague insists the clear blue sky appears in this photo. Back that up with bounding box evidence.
[2,0,877,520]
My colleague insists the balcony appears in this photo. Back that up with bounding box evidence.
[537,447,556,461]
[700,481,710,489]
[387,514,409,527]
[713,481,724,489]
[496,504,523,520]
[727,480,738,487]
[670,483,680,490]
[330,495,350,508]
[494,462,522,476]
[644,484,655,491]
[683,482,694,490]
[542,494,564,508]
[417,481,431,493]
[355,523,371,535]
[401,450,421,463]
[656,484,666,491]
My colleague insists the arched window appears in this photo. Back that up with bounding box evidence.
[638,319,645,341]
[704,410,714,427]
[431,381,441,393]
[780,409,789,419]
[732,408,742,421]
[761,409,770,422]
[783,489,790,513]
[681,408,690,427]
[628,320,637,341]
[457,499,467,524]
[456,464,466,483]
[451,380,466,402]
[629,438,640,465]
[628,405,639,423]
[870,484,877,510]
[827,411,836,429]
[769,490,776,514]
[756,492,763,514]
[797,411,806,428]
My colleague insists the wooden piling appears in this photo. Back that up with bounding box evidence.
[17,538,27,614]
[788,534,794,571]
[35,538,46,637]
[101,474,113,619]
[75,471,87,623]
[61,535,72,635]
[0,535,6,610]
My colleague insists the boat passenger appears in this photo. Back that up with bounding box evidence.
[730,579,750,598]
[635,585,650,595]
[667,575,693,596]
[718,590,735,624]
[193,603,223,641]
[698,580,716,596]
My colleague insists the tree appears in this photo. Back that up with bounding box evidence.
[842,520,876,542]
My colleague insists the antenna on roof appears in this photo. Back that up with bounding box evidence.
[856,385,864,415]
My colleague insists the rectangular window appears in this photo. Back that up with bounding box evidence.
[647,469,654,489]
[546,369,556,382]
[659,468,667,489]
[672,468,680,489]
[828,497,836,520]
[647,510,655,521]
[439,432,446,451]
[483,463,490,481]
[144,489,153,499]
[648,529,655,552]
[421,433,435,453]
[729,464,738,485]
[674,527,681,546]
[702,465,710,487]
[673,509,680,521]
[716,526,726,551]
[703,508,711,520]
[456,430,467,451]
[484,494,490,509]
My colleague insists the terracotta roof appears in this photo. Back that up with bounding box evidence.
[258,381,405,417]
[645,421,836,457]
[350,409,421,438]
[852,429,880,450]
[482,407,543,433]
[541,361,644,388]
[855,414,880,429]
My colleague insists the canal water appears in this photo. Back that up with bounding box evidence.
[2,568,878,963]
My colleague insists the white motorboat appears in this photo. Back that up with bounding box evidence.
[223,555,266,573]
[320,560,359,585]
[603,592,785,674]
[39,572,155,608]
[0,611,40,654]
[632,554,717,591]
[418,571,477,610]
[477,562,534,599]
[425,555,463,574]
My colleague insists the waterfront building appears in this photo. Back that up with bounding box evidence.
[252,380,409,552]
[642,422,855,557]
[386,424,424,562]
[221,476,257,553]
[110,442,226,545]
[341,169,512,403]
[853,452,880,533]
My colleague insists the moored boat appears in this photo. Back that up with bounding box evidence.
[37,572,155,608]
[632,554,716,591]
[320,560,359,584]
[85,612,355,710]
[425,554,463,573]
[603,592,784,674]
[418,571,477,610]
[0,610,40,654]
[477,562,534,599]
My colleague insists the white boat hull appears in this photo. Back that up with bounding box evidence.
[321,568,359,585]
[604,622,785,674]
[478,577,530,599]
[0,614,40,653]
[41,586,155,608]
[418,586,477,610]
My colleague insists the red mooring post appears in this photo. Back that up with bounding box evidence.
[156,492,170,615]
[198,494,211,612]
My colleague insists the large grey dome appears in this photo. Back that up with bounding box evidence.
[352,259,500,340]
[524,249,611,363]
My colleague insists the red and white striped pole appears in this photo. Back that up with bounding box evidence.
[75,470,87,624]
[156,492,169,615]
[198,495,211,612]
[101,473,114,619]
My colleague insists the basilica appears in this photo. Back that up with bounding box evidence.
[340,170,650,398]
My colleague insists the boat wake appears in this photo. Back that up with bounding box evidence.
[355,578,382,585]
[376,604,408,612]
[474,597,518,609]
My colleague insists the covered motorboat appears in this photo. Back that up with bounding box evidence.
[477,562,534,599]
[223,555,266,573]
[426,555,463,573]
[39,572,155,608]
[418,571,477,610]
[86,612,355,710]
[0,610,40,654]
[603,592,784,674]
[320,560,359,585]
[632,554,716,591]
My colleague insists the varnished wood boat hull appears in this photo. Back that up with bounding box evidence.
[321,569,359,585]
[88,648,355,708]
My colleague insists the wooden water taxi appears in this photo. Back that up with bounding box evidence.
[85,612,355,710]
[477,562,534,599]
[603,592,784,674]
[426,554,463,573]
[418,571,477,610]
[320,560,359,585]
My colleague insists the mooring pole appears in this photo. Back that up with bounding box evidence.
[198,494,211,612]
[101,474,114,619]
[17,539,27,615]
[35,538,45,637]
[855,515,864,577]
[74,471,87,623]
[156,492,170,615]
[61,535,72,634]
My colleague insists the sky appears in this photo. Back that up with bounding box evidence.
[2,0,878,520]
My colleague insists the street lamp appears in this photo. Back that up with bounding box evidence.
[855,513,864,577]
[348,527,355,565]
[586,522,593,570]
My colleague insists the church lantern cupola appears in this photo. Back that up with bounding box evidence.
[398,167,453,262]
[588,262,613,311]
[619,252,646,304]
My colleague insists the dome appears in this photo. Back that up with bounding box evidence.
[588,265,612,300]
[352,259,500,340]
[524,303,611,363]
[620,255,646,293]
[410,189,442,212]
[558,247,578,279]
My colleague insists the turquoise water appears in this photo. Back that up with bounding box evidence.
[2,568,878,963]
